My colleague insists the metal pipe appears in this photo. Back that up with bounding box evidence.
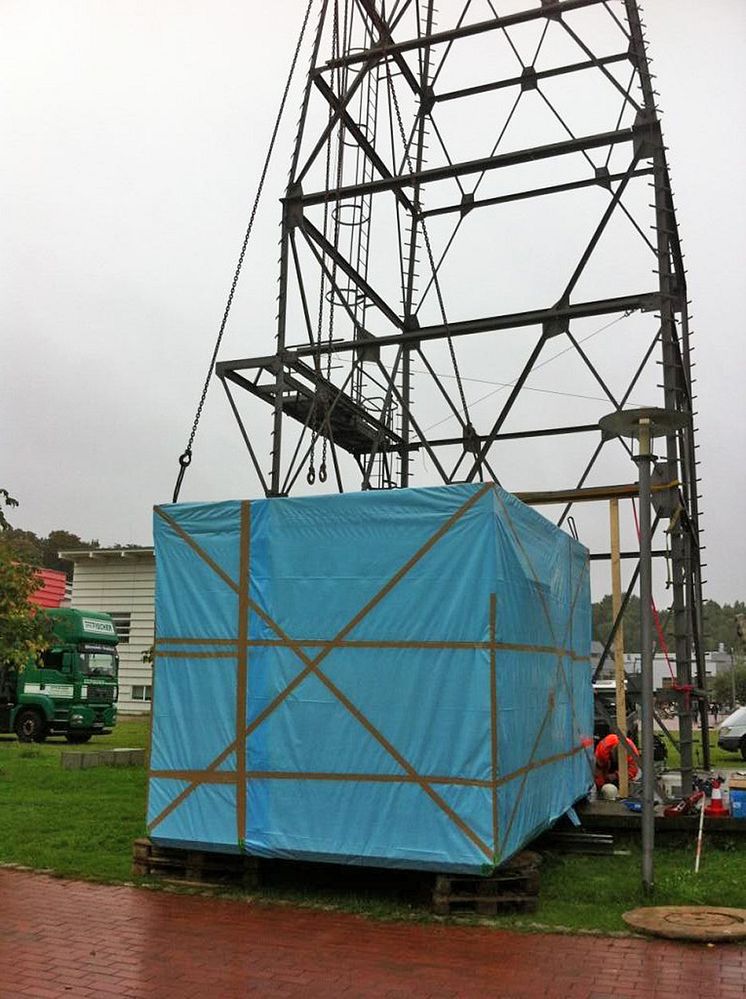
[731,648,737,710]
[609,498,629,799]
[637,418,655,893]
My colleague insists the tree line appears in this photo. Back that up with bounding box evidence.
[3,511,744,653]
[2,486,744,689]
[0,491,55,666]
[1,526,102,580]
[593,594,745,655]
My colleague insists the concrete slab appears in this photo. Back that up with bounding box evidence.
[112,748,145,767]
[59,748,145,769]
[60,752,82,770]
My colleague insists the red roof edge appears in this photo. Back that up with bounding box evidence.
[28,568,68,608]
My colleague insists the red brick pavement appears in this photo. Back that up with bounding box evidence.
[0,869,744,998]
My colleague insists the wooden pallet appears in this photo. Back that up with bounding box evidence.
[132,838,259,888]
[432,851,541,917]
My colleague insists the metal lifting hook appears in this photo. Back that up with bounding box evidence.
[172,450,192,504]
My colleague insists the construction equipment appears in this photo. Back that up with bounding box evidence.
[0,608,119,743]
[174,0,706,804]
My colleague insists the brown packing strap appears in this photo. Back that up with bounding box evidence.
[154,509,239,594]
[235,501,250,847]
[155,636,590,661]
[149,744,587,793]
[493,487,560,648]
[552,553,598,785]
[499,560,595,845]
[150,770,237,785]
[151,484,587,852]
[495,744,587,790]
[489,593,499,857]
[489,491,596,847]
[150,486,495,857]
[150,485,592,858]
[500,681,558,850]
[243,596,495,859]
[149,770,492,788]
[494,487,596,768]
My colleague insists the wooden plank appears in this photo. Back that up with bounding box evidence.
[516,479,676,506]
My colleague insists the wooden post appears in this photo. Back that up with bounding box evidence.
[610,498,629,797]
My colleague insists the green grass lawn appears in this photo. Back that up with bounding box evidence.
[1,715,745,932]
[533,841,746,933]
[0,716,149,881]
[661,728,742,770]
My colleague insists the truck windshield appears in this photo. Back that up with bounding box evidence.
[78,651,117,678]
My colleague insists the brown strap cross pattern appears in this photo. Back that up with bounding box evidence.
[148,484,591,863]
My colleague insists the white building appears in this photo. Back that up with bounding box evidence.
[593,642,732,691]
[60,548,155,713]
[625,650,728,690]
[62,546,738,713]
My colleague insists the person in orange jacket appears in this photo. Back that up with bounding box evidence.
[594,732,639,790]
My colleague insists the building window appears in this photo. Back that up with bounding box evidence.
[107,612,131,644]
[132,684,152,702]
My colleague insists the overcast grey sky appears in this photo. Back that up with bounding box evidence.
[2,1,745,603]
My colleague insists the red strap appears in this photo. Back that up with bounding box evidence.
[631,501,696,708]
[631,499,676,683]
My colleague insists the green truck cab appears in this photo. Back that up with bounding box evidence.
[0,608,119,743]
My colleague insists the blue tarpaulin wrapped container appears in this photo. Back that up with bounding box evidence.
[148,483,594,874]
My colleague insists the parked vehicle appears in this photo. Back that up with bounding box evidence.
[717,705,746,761]
[0,608,119,743]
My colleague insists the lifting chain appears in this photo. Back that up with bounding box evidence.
[309,0,346,487]
[172,0,316,503]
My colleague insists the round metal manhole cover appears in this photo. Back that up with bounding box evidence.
[623,906,746,941]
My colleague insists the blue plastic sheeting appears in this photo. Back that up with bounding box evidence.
[148,483,594,874]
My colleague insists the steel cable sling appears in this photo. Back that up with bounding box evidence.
[172,0,316,503]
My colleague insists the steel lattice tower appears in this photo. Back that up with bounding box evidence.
[216,0,706,787]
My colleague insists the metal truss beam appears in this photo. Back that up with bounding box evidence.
[214,0,705,787]
[420,167,655,220]
[323,0,605,72]
[219,292,659,380]
[367,423,599,453]
[295,126,639,206]
[301,215,404,330]
[435,52,630,104]
[255,291,660,359]
[312,73,415,214]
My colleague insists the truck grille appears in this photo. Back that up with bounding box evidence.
[87,685,115,703]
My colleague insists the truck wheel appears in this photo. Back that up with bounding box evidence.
[65,733,92,744]
[15,709,47,743]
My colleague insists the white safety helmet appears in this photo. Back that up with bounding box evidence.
[601,783,619,801]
